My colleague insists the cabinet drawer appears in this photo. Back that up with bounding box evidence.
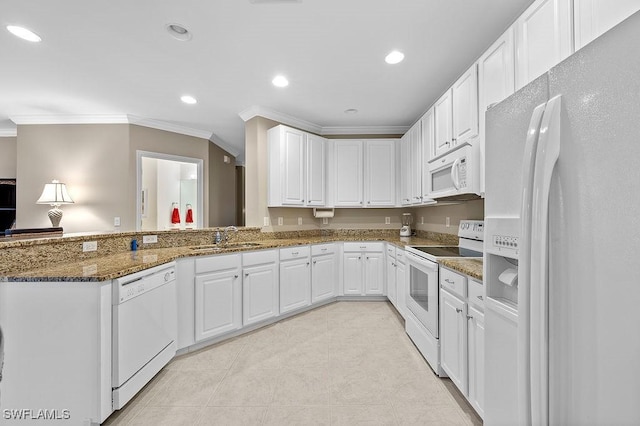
[386,245,396,257]
[280,245,310,261]
[395,248,406,264]
[343,242,384,252]
[468,278,484,310]
[311,243,335,256]
[440,267,466,298]
[242,249,278,266]
[195,253,241,274]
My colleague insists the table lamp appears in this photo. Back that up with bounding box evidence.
[36,180,74,228]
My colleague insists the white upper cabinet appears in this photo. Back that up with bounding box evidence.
[306,133,326,206]
[478,27,516,195]
[515,0,573,90]
[421,108,435,202]
[333,139,397,207]
[433,90,453,158]
[333,140,364,207]
[452,64,479,145]
[574,0,640,51]
[410,122,423,204]
[399,133,412,206]
[267,125,326,207]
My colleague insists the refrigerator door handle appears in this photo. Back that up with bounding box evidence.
[518,101,548,426]
[530,94,562,426]
[451,158,461,190]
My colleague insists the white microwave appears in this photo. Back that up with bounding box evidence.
[427,143,480,200]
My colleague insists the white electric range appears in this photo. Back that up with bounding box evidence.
[404,220,484,375]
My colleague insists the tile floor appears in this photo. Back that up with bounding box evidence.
[103,301,482,425]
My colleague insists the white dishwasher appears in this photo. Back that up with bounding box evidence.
[112,262,177,410]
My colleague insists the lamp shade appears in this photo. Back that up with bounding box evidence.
[36,180,74,205]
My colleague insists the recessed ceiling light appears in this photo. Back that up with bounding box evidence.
[385,50,405,65]
[180,95,197,104]
[166,23,192,41]
[344,109,359,114]
[272,75,289,88]
[6,25,42,42]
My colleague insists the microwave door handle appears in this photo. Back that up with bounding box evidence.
[450,158,461,189]
[517,101,547,426]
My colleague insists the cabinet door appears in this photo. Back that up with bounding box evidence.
[434,90,453,158]
[364,140,396,207]
[334,140,363,206]
[468,306,485,419]
[515,0,573,90]
[280,257,311,314]
[364,252,385,295]
[243,263,279,326]
[478,27,516,195]
[400,133,412,206]
[312,253,337,303]
[306,134,326,206]
[421,108,435,202]
[343,253,363,295]
[440,289,467,394]
[452,64,479,145]
[386,255,397,307]
[396,259,406,318]
[195,269,242,342]
[410,124,423,204]
[574,0,640,50]
[282,127,306,205]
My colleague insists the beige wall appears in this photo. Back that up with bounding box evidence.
[0,136,17,178]
[413,199,485,234]
[16,124,130,232]
[208,142,237,226]
[245,116,279,227]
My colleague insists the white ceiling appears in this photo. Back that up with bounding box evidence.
[1,0,533,161]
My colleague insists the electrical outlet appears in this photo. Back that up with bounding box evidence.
[446,217,450,227]
[298,217,303,225]
[278,217,283,226]
[142,235,158,244]
[421,216,424,225]
[322,218,328,225]
[264,217,269,226]
[114,216,121,227]
[82,241,98,252]
[385,217,390,225]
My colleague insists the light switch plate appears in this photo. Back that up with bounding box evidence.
[278,217,283,226]
[82,241,98,252]
[297,217,302,225]
[322,218,328,225]
[385,217,390,225]
[142,235,158,244]
[114,216,121,227]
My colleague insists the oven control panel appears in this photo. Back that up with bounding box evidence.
[458,220,484,240]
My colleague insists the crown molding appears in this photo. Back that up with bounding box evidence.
[320,125,409,136]
[208,133,241,158]
[239,106,323,135]
[127,115,213,140]
[239,105,408,136]
[10,114,130,125]
[0,128,17,137]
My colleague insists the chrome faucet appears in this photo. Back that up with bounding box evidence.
[223,226,238,244]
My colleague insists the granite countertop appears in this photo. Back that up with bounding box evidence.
[2,235,448,282]
[439,258,483,281]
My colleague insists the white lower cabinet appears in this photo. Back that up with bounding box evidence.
[242,250,279,326]
[342,242,385,296]
[395,248,407,318]
[467,304,485,418]
[279,246,311,314]
[440,288,467,392]
[386,246,397,307]
[194,254,242,342]
[439,267,485,419]
[311,243,337,303]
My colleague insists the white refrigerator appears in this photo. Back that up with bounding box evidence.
[484,10,640,426]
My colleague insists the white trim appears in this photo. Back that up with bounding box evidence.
[10,114,130,125]
[320,125,408,135]
[127,115,212,140]
[0,128,17,137]
[238,105,408,136]
[208,134,241,158]
[239,105,323,134]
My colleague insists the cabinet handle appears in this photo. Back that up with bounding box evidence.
[245,273,249,277]
[358,256,362,260]
[467,315,473,319]
[452,138,457,142]
[366,256,370,260]
[368,201,371,204]
[313,260,317,265]
[321,248,327,251]
[477,295,483,301]
[456,308,463,313]
[404,198,410,202]
[306,262,310,266]
[234,275,239,279]
[445,141,450,146]
[359,246,367,249]
[444,279,455,285]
